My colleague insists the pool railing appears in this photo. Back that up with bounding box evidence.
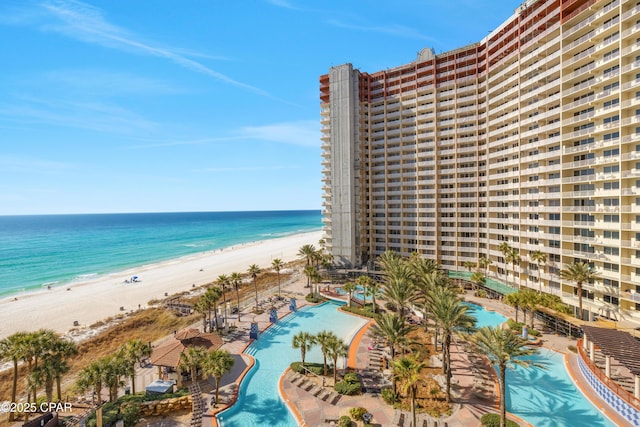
[577,338,640,411]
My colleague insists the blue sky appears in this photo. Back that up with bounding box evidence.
[0,0,522,215]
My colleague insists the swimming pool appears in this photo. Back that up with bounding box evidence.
[216,301,368,426]
[468,302,615,427]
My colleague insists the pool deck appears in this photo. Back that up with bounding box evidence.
[187,272,633,427]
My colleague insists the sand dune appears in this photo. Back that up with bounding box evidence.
[0,231,323,340]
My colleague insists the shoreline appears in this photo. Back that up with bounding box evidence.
[0,230,323,340]
[0,227,322,301]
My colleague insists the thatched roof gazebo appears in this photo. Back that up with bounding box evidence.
[151,328,223,385]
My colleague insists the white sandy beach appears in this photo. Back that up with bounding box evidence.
[0,230,323,340]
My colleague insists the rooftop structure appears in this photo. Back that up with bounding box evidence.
[151,328,223,369]
[320,0,640,324]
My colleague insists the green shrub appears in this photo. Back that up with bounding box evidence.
[335,380,361,395]
[339,305,378,318]
[338,415,352,427]
[117,388,189,404]
[506,319,540,337]
[290,361,324,375]
[349,407,368,421]
[567,345,577,353]
[474,289,487,298]
[120,401,140,427]
[85,402,120,427]
[343,372,359,383]
[381,387,399,405]
[305,293,327,303]
[481,413,519,427]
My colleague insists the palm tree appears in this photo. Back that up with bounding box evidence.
[292,332,316,369]
[178,346,207,383]
[217,274,231,321]
[498,242,512,280]
[342,281,357,308]
[463,261,476,272]
[76,359,106,404]
[304,264,318,295]
[193,299,209,332]
[530,250,547,293]
[560,261,600,321]
[298,244,317,266]
[315,330,337,377]
[27,364,48,404]
[520,289,539,329]
[470,271,485,291]
[311,249,323,268]
[272,258,284,298]
[413,269,448,332]
[366,281,382,314]
[382,261,416,322]
[103,352,131,402]
[325,336,349,385]
[376,250,402,273]
[248,264,261,312]
[506,247,521,288]
[203,287,222,331]
[0,332,27,421]
[478,256,492,274]
[392,355,427,427]
[48,337,78,401]
[369,313,416,359]
[204,349,235,407]
[230,272,243,321]
[122,339,151,394]
[23,329,57,403]
[471,326,543,427]
[426,285,476,402]
[310,268,322,298]
[356,275,373,307]
[504,292,522,324]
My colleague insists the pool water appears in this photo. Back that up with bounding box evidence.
[336,284,366,300]
[505,349,615,427]
[468,302,615,427]
[216,301,368,426]
[463,302,508,328]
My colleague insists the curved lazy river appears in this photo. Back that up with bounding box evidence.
[216,301,367,426]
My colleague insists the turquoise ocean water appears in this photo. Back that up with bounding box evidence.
[0,210,322,299]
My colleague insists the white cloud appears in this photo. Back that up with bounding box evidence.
[6,0,270,96]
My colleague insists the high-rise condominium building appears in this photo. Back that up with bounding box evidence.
[320,0,640,323]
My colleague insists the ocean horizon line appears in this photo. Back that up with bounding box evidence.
[0,208,321,218]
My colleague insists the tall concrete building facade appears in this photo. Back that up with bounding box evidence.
[320,0,640,323]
